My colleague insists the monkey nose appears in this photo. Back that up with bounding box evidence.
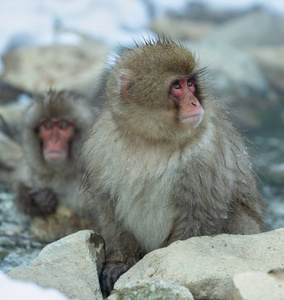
[50,131,60,143]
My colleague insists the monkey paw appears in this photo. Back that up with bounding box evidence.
[99,261,133,297]
[29,188,58,216]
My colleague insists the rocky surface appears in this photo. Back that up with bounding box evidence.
[0,131,22,168]
[115,229,284,299]
[8,230,105,300]
[227,270,284,300]
[109,280,194,300]
[1,41,108,95]
[0,98,31,130]
[4,229,284,300]
[30,205,97,241]
[0,5,283,300]
[151,16,214,40]
[249,46,284,93]
[202,10,284,48]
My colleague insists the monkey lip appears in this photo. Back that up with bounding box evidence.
[44,150,67,163]
[180,113,203,126]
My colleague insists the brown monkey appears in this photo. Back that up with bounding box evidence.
[14,90,94,217]
[81,39,263,296]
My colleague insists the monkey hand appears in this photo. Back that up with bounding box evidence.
[29,188,58,216]
[99,260,134,297]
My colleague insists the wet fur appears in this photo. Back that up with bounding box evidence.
[81,39,263,296]
[14,90,94,216]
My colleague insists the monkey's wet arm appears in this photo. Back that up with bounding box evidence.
[100,226,142,297]
[14,183,58,217]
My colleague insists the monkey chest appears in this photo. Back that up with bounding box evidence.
[114,173,175,252]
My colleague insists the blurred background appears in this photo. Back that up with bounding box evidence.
[0,0,283,272]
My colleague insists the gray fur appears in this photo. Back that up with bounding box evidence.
[81,39,263,296]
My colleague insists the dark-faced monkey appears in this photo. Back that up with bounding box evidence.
[14,90,94,217]
[81,39,263,296]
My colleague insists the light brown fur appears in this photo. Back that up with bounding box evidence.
[81,39,263,296]
[14,90,94,216]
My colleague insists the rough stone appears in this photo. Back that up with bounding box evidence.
[204,11,284,48]
[8,230,105,300]
[30,205,98,241]
[151,16,214,40]
[249,46,284,93]
[109,279,194,300]
[227,270,284,300]
[1,41,108,94]
[0,131,22,168]
[0,99,30,127]
[115,229,284,300]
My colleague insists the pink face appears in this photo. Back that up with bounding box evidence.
[39,119,74,163]
[170,78,204,127]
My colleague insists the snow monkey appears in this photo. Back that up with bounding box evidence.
[81,39,263,296]
[14,90,94,217]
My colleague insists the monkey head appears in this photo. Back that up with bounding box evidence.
[22,90,92,173]
[106,39,210,143]
[38,118,75,164]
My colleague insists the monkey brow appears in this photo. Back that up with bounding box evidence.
[38,119,73,127]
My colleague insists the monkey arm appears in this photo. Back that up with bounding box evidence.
[100,231,142,297]
[226,193,264,234]
[162,203,231,247]
[96,203,143,297]
[14,182,58,217]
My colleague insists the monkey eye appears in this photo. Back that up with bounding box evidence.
[187,80,194,87]
[59,120,72,130]
[172,81,181,90]
[187,79,195,92]
[41,120,53,130]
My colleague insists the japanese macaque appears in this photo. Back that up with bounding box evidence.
[81,39,263,296]
[14,90,94,217]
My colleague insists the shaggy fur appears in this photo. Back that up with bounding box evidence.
[14,90,94,216]
[81,39,263,296]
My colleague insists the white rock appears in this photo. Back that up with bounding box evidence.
[115,229,284,300]
[109,279,194,300]
[1,42,108,94]
[0,131,22,168]
[227,270,284,300]
[8,230,105,300]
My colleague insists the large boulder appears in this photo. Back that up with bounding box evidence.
[227,270,284,300]
[203,10,284,49]
[115,229,284,300]
[8,230,105,300]
[0,131,22,168]
[249,46,284,94]
[30,205,97,242]
[1,41,108,94]
[109,279,194,300]
[151,16,214,40]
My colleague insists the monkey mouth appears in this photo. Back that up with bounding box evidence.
[180,113,203,126]
[44,150,67,163]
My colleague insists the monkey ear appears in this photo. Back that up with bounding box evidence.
[118,70,134,103]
